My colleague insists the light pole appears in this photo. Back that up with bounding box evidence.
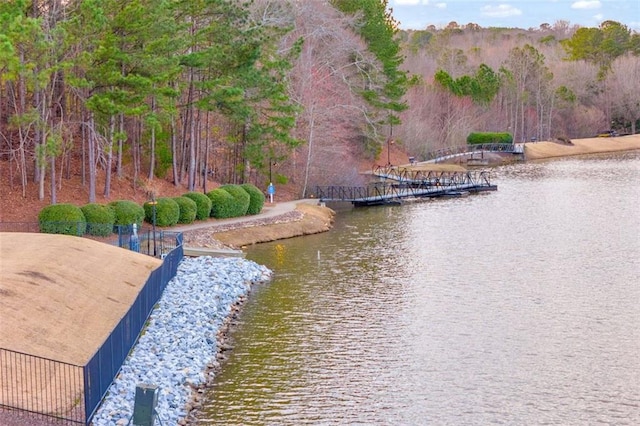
[152,202,157,257]
[148,195,158,257]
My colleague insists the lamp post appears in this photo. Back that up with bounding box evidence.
[148,196,158,257]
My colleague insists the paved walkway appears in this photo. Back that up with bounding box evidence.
[171,199,315,233]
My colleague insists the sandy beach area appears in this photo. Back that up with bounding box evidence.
[523,134,640,160]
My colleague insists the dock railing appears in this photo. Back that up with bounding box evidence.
[314,170,496,205]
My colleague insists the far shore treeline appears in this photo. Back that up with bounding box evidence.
[1,0,638,207]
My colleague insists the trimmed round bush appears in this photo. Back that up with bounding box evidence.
[38,203,86,236]
[219,184,250,217]
[241,183,265,215]
[143,197,180,227]
[109,200,145,228]
[173,196,197,224]
[206,188,236,219]
[81,203,116,236]
[182,191,212,220]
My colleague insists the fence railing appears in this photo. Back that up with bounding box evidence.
[420,143,517,162]
[0,349,85,424]
[84,234,183,423]
[113,225,181,258]
[0,226,184,424]
[0,222,179,259]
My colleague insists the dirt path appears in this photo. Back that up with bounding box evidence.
[180,201,335,250]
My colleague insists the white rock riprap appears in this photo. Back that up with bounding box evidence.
[91,256,272,426]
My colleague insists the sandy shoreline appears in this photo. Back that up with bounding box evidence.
[523,134,640,160]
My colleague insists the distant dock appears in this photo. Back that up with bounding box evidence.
[314,170,496,206]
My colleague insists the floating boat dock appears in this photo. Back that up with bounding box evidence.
[314,169,496,206]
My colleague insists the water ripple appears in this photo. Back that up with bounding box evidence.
[199,153,640,425]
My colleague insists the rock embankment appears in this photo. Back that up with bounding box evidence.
[91,256,272,425]
[91,202,335,425]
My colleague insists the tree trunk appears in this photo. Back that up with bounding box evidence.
[148,96,156,180]
[34,87,43,184]
[188,100,197,191]
[203,137,209,193]
[87,114,97,203]
[117,113,124,177]
[302,105,315,198]
[50,155,56,204]
[81,110,87,187]
[133,120,141,190]
[39,160,45,201]
[171,118,179,185]
[104,114,114,197]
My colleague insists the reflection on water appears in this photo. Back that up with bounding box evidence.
[198,153,640,425]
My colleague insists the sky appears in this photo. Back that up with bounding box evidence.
[388,0,640,31]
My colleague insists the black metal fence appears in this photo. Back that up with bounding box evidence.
[421,143,516,162]
[113,225,181,258]
[84,235,183,423]
[0,225,184,424]
[0,222,180,259]
[0,349,85,424]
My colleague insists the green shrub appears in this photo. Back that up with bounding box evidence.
[206,188,236,219]
[241,183,265,215]
[109,200,145,228]
[38,203,87,236]
[219,184,250,217]
[81,203,116,236]
[173,196,197,224]
[466,132,513,145]
[143,197,180,227]
[182,191,212,220]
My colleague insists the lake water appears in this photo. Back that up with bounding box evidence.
[196,153,640,425]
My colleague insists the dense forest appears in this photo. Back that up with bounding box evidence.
[0,0,639,206]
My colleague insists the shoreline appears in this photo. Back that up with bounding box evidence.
[181,201,336,252]
[90,257,273,425]
[181,140,640,423]
[3,135,638,424]
[522,134,640,161]
[181,135,640,251]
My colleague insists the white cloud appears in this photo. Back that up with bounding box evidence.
[481,4,523,18]
[571,1,601,10]
[393,0,427,5]
[593,13,604,20]
[435,2,447,9]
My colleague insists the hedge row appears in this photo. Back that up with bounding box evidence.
[466,132,513,145]
[37,183,266,236]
